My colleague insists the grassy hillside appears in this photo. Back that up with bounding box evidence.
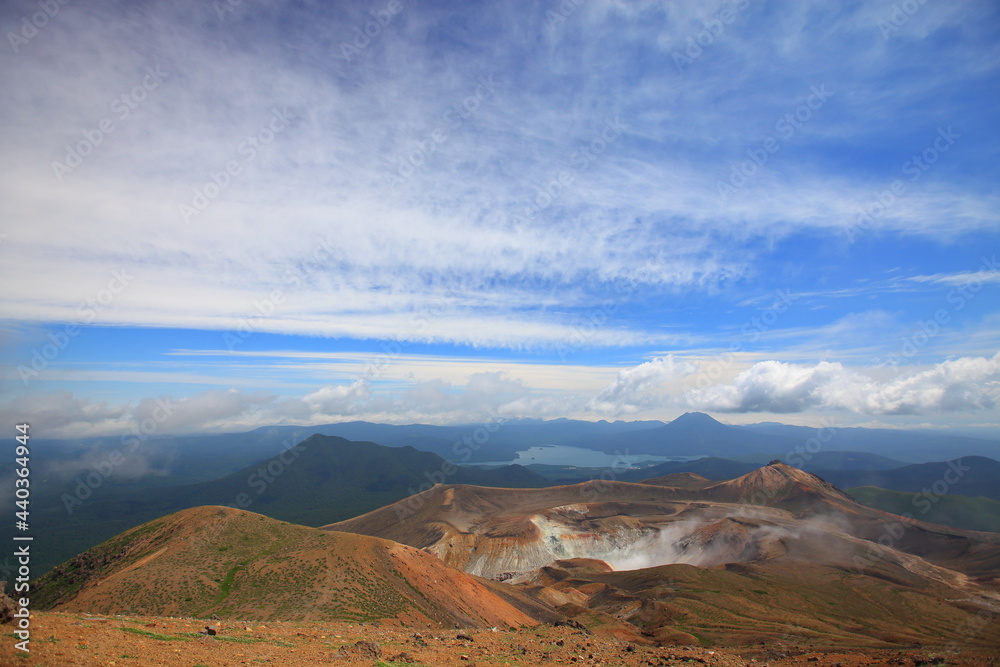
[848,486,1000,533]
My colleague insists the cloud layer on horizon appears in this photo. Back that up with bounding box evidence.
[6,352,999,438]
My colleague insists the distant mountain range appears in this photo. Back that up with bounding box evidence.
[618,454,1000,501]
[565,412,1000,461]
[566,411,787,457]
[7,414,999,579]
[740,420,1000,461]
[15,413,999,493]
[818,456,1000,501]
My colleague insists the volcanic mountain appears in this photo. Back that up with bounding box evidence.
[328,462,1000,575]
[32,505,558,628]
[566,412,790,457]
[691,460,857,510]
[326,462,1000,646]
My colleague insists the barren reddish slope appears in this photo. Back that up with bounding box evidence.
[33,505,558,628]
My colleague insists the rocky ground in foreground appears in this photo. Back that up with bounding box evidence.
[1,612,997,667]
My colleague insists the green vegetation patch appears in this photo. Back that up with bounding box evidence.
[217,560,249,602]
[119,626,191,641]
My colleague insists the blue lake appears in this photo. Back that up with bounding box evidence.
[470,445,702,469]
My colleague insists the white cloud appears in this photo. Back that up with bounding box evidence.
[0,388,276,439]
[140,389,277,433]
[907,267,1000,287]
[858,353,1000,415]
[0,391,128,433]
[684,353,1000,415]
[3,371,563,437]
[685,360,859,413]
[4,351,999,438]
[301,380,371,415]
[586,355,697,415]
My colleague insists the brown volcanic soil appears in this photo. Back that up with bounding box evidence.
[3,610,999,667]
[24,465,1000,663]
[323,465,1000,649]
[522,558,1000,650]
[642,472,715,490]
[32,506,556,629]
[327,464,1000,578]
[695,464,856,507]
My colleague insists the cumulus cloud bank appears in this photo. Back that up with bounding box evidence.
[586,355,696,415]
[0,371,554,438]
[4,352,1000,438]
[683,352,1000,415]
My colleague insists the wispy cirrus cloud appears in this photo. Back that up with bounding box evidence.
[1,0,998,349]
[1,0,998,430]
[907,270,1000,287]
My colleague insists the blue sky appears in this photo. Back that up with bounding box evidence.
[1,0,998,437]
